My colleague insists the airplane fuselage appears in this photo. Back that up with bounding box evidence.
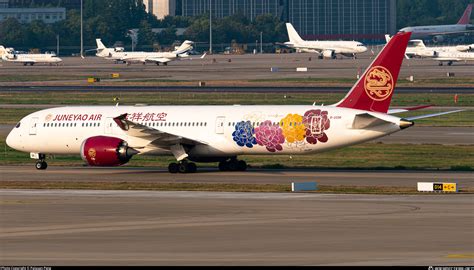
[7,105,403,159]
[285,40,367,55]
[400,24,473,39]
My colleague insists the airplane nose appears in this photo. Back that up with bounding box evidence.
[6,128,19,150]
[6,129,15,148]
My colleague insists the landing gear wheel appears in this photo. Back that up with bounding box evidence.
[178,162,188,173]
[187,162,197,173]
[228,160,238,171]
[35,161,47,170]
[237,160,247,171]
[168,163,179,173]
[218,161,228,171]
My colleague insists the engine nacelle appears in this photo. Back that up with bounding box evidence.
[418,50,438,57]
[456,45,473,52]
[322,50,336,59]
[432,35,444,43]
[80,136,138,166]
[114,47,125,52]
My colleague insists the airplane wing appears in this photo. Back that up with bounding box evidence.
[15,58,36,63]
[113,113,208,147]
[433,58,461,62]
[387,105,433,114]
[146,57,172,63]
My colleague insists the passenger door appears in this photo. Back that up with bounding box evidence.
[215,116,225,134]
[29,117,38,135]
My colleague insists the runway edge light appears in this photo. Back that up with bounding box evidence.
[292,182,317,192]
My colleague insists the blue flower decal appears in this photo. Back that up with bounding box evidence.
[232,121,257,148]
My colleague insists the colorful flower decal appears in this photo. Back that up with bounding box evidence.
[232,121,257,148]
[281,113,306,143]
[303,110,330,144]
[255,120,285,152]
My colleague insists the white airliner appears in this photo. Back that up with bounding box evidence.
[282,23,367,59]
[399,4,473,42]
[6,32,462,173]
[96,39,194,65]
[386,35,474,66]
[0,46,62,66]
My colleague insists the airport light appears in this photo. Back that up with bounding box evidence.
[209,0,212,55]
[80,0,83,58]
[260,31,263,53]
[56,34,59,56]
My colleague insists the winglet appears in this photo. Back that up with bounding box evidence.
[335,32,411,113]
[113,113,129,131]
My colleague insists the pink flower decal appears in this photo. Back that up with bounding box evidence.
[303,110,330,144]
[255,120,285,152]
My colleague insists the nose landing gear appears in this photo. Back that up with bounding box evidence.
[34,153,48,170]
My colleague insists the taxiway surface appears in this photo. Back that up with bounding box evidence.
[0,189,472,265]
[1,53,473,85]
[1,166,473,188]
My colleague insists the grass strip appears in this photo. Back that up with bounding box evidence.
[0,92,473,107]
[0,181,472,194]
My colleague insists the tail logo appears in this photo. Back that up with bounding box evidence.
[364,66,394,101]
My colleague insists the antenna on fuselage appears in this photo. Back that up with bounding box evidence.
[113,97,120,107]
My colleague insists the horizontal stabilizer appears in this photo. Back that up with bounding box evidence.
[405,110,464,121]
[388,105,433,114]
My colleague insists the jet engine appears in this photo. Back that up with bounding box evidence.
[456,45,473,52]
[322,50,336,59]
[432,35,445,43]
[80,136,138,166]
[418,50,438,57]
[114,47,125,52]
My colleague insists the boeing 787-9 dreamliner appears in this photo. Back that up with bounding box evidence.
[6,32,462,173]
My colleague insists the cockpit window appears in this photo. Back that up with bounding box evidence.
[15,122,21,128]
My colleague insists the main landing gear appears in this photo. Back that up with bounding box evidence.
[218,158,247,172]
[35,154,47,170]
[168,160,197,174]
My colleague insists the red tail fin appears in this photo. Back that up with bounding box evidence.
[335,32,411,113]
[457,4,473,25]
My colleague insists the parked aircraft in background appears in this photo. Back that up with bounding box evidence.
[385,35,474,65]
[0,46,62,66]
[399,4,474,43]
[95,39,194,65]
[6,32,462,173]
[281,23,367,59]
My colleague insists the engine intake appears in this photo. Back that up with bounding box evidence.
[80,136,138,166]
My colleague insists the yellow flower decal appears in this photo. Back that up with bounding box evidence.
[281,114,305,143]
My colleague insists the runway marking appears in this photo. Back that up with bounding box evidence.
[446,253,474,259]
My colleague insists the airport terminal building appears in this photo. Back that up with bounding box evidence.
[180,0,397,42]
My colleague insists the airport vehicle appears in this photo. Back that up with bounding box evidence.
[6,32,462,173]
[0,46,62,66]
[96,39,194,65]
[386,35,474,65]
[399,4,473,43]
[281,23,367,59]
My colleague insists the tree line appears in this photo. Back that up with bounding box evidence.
[0,0,472,53]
